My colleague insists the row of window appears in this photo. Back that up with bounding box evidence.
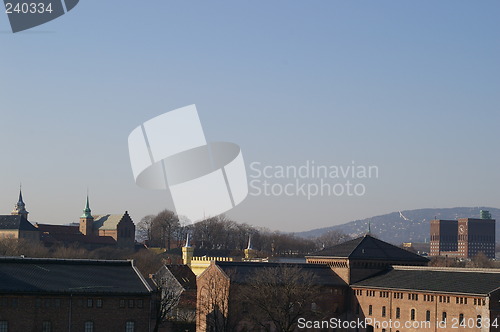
[0,320,136,332]
[356,290,485,305]
[119,299,144,308]
[365,305,480,325]
[0,297,145,310]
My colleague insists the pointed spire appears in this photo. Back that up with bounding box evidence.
[185,233,191,248]
[367,220,371,235]
[81,195,93,219]
[12,185,28,219]
[18,183,24,204]
[247,234,253,250]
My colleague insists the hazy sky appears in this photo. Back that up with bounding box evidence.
[1,1,499,232]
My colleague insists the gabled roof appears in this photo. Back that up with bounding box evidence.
[93,212,131,230]
[214,261,347,287]
[307,235,429,262]
[163,265,197,290]
[0,215,38,232]
[353,266,500,296]
[0,257,151,295]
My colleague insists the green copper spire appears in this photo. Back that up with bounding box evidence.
[81,195,93,219]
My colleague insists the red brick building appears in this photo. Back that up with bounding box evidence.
[196,261,347,332]
[431,213,496,259]
[0,257,154,332]
[36,196,136,249]
[196,235,500,332]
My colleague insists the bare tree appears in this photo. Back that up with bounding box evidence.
[136,214,155,243]
[466,252,493,268]
[316,230,352,249]
[150,210,180,249]
[237,265,322,332]
[151,271,184,332]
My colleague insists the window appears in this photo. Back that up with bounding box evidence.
[368,305,372,316]
[426,310,430,322]
[442,312,447,322]
[477,315,482,328]
[120,299,126,308]
[311,302,317,311]
[459,314,464,325]
[87,298,93,308]
[137,299,143,308]
[128,299,134,308]
[126,321,135,332]
[410,309,416,321]
[42,321,52,332]
[396,307,400,319]
[0,321,7,332]
[84,321,94,332]
[96,299,103,308]
[382,306,386,317]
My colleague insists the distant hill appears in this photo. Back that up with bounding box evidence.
[296,207,500,245]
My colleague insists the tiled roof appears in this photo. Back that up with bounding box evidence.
[0,215,38,231]
[353,266,500,295]
[93,213,126,230]
[215,261,347,287]
[0,257,151,295]
[307,235,429,262]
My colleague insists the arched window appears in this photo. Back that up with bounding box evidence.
[84,321,94,332]
[459,314,464,325]
[477,315,482,328]
[382,306,386,317]
[410,308,416,321]
[442,312,447,322]
[396,307,400,319]
[368,305,373,315]
[426,310,431,322]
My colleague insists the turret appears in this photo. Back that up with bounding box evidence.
[244,235,257,259]
[182,233,194,268]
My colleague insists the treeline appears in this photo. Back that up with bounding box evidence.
[0,239,165,276]
[136,210,351,256]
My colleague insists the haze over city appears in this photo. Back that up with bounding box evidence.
[1,1,499,232]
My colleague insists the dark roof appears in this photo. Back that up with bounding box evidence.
[353,266,500,296]
[0,215,38,232]
[214,261,347,287]
[39,232,116,246]
[164,265,196,290]
[307,235,429,262]
[36,223,80,234]
[0,257,151,295]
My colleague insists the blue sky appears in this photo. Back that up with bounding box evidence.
[1,1,499,232]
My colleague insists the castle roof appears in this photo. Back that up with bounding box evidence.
[93,212,130,230]
[307,234,429,263]
[0,215,38,231]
